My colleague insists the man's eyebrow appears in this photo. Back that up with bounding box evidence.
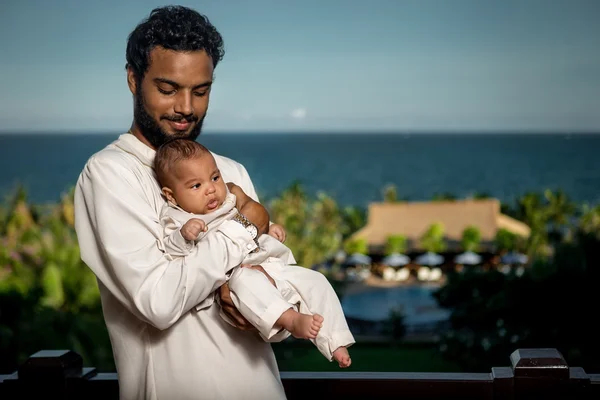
[154,77,212,90]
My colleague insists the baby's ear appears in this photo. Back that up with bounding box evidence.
[161,187,176,205]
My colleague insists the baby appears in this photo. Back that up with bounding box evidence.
[154,138,354,368]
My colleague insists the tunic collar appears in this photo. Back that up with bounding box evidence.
[114,132,156,168]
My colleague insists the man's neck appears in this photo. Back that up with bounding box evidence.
[128,125,155,150]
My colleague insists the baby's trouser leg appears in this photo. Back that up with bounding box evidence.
[275,265,356,361]
[225,266,293,340]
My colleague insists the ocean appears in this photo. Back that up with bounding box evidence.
[1,132,599,208]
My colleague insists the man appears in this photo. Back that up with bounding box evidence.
[74,5,288,400]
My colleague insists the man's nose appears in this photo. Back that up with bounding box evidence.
[174,92,194,116]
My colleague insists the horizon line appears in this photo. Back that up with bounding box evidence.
[1,129,599,135]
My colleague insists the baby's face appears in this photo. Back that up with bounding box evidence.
[168,153,227,215]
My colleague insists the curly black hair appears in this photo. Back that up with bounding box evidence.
[125,5,225,81]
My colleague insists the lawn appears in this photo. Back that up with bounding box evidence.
[272,340,461,372]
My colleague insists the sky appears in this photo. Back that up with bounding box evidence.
[1,0,599,133]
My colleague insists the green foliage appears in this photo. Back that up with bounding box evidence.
[343,237,369,255]
[267,182,347,268]
[420,222,447,253]
[432,192,457,201]
[384,234,407,255]
[461,226,481,252]
[340,206,367,240]
[0,186,109,373]
[494,228,518,252]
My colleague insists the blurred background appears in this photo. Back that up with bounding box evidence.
[1,0,599,374]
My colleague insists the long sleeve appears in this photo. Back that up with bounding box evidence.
[74,153,258,330]
[161,211,194,257]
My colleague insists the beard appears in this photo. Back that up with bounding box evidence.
[133,85,204,149]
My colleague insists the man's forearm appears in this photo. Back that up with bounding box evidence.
[239,201,270,236]
[228,182,270,236]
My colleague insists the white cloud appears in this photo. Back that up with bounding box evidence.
[290,108,307,119]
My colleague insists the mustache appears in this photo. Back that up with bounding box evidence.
[161,115,198,123]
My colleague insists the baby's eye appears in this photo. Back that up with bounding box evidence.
[212,175,220,182]
[191,183,201,189]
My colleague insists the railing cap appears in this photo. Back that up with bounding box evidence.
[18,350,83,380]
[510,348,569,378]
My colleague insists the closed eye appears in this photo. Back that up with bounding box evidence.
[158,87,175,95]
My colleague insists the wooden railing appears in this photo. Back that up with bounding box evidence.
[0,348,598,399]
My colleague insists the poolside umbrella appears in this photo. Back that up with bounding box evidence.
[382,253,410,267]
[415,251,444,266]
[344,253,372,266]
[501,252,528,265]
[454,251,482,265]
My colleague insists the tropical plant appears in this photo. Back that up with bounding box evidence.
[384,234,407,255]
[420,222,447,253]
[494,228,518,253]
[461,226,481,252]
[339,206,367,240]
[432,192,457,201]
[267,182,344,268]
[343,237,368,255]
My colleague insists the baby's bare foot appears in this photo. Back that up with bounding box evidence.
[333,347,351,368]
[278,310,324,339]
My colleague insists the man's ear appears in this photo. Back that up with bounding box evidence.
[162,187,176,205]
[127,67,138,96]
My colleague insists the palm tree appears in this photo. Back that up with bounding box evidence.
[515,192,550,259]
[544,189,576,244]
[381,184,408,203]
[268,182,344,269]
[579,204,600,239]
[340,206,366,240]
[382,184,398,202]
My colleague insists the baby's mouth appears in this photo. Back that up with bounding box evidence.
[207,199,219,210]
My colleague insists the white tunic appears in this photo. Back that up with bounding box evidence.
[73,133,288,400]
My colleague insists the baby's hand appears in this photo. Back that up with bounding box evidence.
[181,218,207,241]
[268,223,286,243]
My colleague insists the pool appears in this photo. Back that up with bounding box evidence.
[341,284,451,327]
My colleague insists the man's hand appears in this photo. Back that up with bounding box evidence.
[218,265,276,331]
[181,218,206,241]
[268,223,286,243]
[218,283,256,331]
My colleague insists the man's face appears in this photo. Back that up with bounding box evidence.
[167,153,228,215]
[128,47,214,149]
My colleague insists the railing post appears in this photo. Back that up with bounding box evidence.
[510,348,586,399]
[491,366,514,400]
[2,349,97,399]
